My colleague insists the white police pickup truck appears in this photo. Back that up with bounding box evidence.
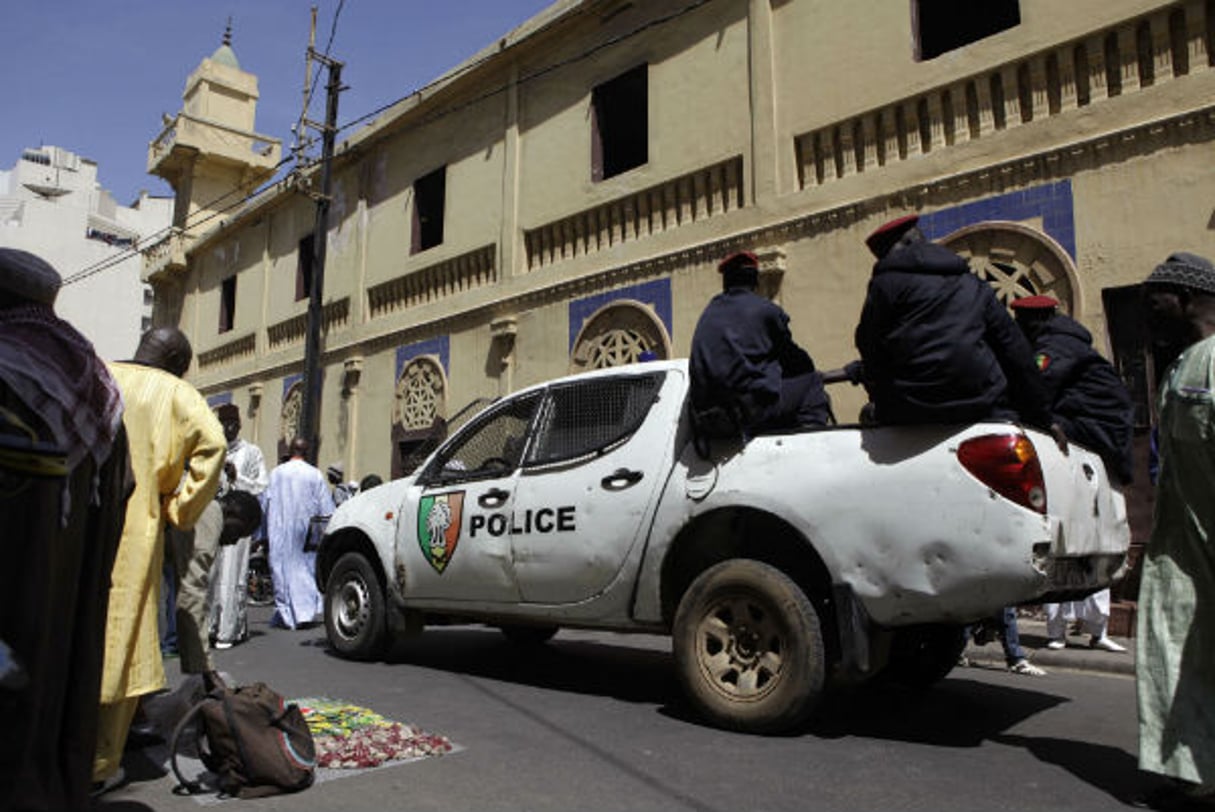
[316,360,1129,733]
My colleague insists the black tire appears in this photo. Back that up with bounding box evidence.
[324,552,388,660]
[883,624,967,688]
[673,559,825,734]
[499,624,559,646]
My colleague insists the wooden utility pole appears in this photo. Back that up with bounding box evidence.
[299,32,345,465]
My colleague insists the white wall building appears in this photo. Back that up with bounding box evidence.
[0,145,172,359]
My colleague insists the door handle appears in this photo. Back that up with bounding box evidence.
[601,468,644,491]
[478,488,510,508]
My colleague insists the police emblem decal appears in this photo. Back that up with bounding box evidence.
[417,491,464,574]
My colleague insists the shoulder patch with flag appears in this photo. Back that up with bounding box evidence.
[1035,352,1051,371]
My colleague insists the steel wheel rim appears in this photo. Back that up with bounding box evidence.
[333,573,371,640]
[694,592,786,703]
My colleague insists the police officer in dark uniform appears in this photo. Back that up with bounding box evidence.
[689,251,831,438]
[853,214,1051,428]
[1010,294,1134,484]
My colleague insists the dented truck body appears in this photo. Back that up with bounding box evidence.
[316,360,1129,732]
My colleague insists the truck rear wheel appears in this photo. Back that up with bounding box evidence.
[325,552,388,661]
[673,559,825,733]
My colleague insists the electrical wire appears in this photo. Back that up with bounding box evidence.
[60,0,710,288]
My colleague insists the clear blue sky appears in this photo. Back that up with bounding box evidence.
[1,1,554,205]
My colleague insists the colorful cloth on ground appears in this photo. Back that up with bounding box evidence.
[101,362,226,703]
[1137,333,1215,785]
[263,458,333,628]
[295,698,454,769]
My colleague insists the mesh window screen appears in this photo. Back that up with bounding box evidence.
[527,373,664,466]
[425,392,541,481]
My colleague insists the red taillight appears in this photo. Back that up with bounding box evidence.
[957,433,1047,514]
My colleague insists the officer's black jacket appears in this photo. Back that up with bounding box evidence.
[689,287,814,411]
[1032,314,1135,484]
[855,240,1051,427]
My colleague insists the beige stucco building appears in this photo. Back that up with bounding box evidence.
[144,1,1214,577]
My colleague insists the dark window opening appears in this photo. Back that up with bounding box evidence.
[591,64,648,181]
[219,276,236,334]
[1105,33,1123,97]
[915,0,1021,61]
[412,166,446,254]
[295,234,314,302]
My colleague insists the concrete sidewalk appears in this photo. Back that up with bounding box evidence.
[962,618,1135,676]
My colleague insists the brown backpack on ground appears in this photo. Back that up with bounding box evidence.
[170,671,316,799]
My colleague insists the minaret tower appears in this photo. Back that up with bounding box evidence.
[144,22,281,286]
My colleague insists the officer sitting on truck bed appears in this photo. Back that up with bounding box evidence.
[689,251,831,442]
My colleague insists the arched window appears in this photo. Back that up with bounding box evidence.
[392,356,448,478]
[277,381,304,461]
[940,220,1079,314]
[394,356,447,430]
[570,299,671,373]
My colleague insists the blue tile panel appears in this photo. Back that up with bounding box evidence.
[282,372,303,400]
[568,277,673,352]
[917,179,1075,260]
[396,335,451,380]
[206,392,233,408]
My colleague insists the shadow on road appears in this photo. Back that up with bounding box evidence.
[356,627,1079,746]
[811,675,1068,746]
[990,733,1163,807]
[372,627,682,706]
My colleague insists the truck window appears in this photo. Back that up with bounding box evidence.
[420,391,542,483]
[526,372,664,467]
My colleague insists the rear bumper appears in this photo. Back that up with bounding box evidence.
[1033,550,1127,603]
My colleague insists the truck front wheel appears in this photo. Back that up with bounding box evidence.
[673,559,825,733]
[324,552,388,660]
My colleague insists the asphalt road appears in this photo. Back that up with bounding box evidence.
[98,606,1161,812]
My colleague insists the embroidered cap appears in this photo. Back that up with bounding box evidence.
[1145,252,1215,295]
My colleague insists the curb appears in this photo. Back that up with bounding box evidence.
[962,619,1136,677]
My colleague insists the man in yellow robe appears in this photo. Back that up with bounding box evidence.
[93,327,226,787]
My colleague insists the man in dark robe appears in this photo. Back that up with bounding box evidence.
[0,248,131,810]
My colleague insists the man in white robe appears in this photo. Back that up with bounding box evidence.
[263,437,333,629]
[208,404,268,648]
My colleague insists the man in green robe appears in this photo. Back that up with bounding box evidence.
[1138,251,1215,806]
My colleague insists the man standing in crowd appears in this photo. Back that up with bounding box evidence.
[853,214,1052,429]
[209,403,268,649]
[1137,251,1215,806]
[264,438,334,629]
[94,327,226,789]
[166,490,264,672]
[327,461,359,506]
[689,250,831,439]
[1010,293,1133,654]
[0,249,131,811]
